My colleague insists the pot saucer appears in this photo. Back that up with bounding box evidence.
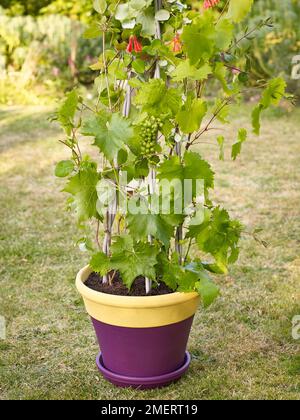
[96,351,191,389]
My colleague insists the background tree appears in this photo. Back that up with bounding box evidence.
[41,1,94,79]
[0,0,53,16]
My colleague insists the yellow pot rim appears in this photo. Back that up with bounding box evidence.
[76,265,199,309]
[76,265,200,328]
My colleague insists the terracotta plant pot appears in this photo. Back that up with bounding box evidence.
[76,266,200,389]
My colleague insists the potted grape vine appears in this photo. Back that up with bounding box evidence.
[55,0,287,389]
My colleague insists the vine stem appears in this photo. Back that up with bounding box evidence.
[175,136,184,265]
[145,0,162,294]
[184,238,193,263]
[186,98,231,150]
[102,69,132,285]
[96,220,101,249]
[102,31,112,110]
[102,29,116,283]
[216,0,230,25]
[228,21,268,53]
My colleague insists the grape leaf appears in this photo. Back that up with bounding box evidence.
[252,104,263,135]
[90,252,111,276]
[213,99,231,124]
[232,128,247,160]
[195,207,242,270]
[55,160,74,178]
[215,19,234,50]
[132,59,146,74]
[157,155,182,181]
[135,79,181,117]
[157,252,199,292]
[157,152,214,214]
[111,234,133,253]
[261,77,287,108]
[157,152,214,205]
[93,0,107,14]
[217,136,225,161]
[156,252,179,290]
[158,152,214,190]
[252,78,287,135]
[214,62,238,96]
[135,79,165,106]
[202,262,227,275]
[110,236,158,289]
[184,152,215,190]
[176,98,207,134]
[83,23,102,39]
[195,275,220,308]
[181,14,216,65]
[57,90,79,135]
[64,165,99,222]
[143,39,177,65]
[227,0,254,23]
[176,270,199,292]
[82,113,134,161]
[117,149,128,166]
[161,213,185,228]
[172,61,212,82]
[127,212,173,248]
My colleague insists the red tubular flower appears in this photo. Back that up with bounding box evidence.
[126,36,133,53]
[126,35,142,54]
[133,36,143,53]
[204,0,220,9]
[169,33,182,53]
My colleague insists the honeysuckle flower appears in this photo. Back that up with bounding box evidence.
[126,35,142,53]
[204,0,220,9]
[169,33,182,53]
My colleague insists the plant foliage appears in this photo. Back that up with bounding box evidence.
[55,0,288,306]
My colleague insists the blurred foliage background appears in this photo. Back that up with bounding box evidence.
[245,0,300,97]
[0,0,299,105]
[0,0,100,104]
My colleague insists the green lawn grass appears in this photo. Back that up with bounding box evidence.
[0,105,299,400]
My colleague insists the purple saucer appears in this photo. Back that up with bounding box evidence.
[96,351,191,389]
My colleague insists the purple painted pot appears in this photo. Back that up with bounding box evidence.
[92,316,194,389]
[76,266,200,389]
[96,352,191,389]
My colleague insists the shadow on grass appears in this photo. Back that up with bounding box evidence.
[0,107,58,153]
[0,109,16,120]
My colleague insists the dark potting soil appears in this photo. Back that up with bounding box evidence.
[85,271,173,296]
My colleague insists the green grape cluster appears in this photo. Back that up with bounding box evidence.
[140,116,163,157]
